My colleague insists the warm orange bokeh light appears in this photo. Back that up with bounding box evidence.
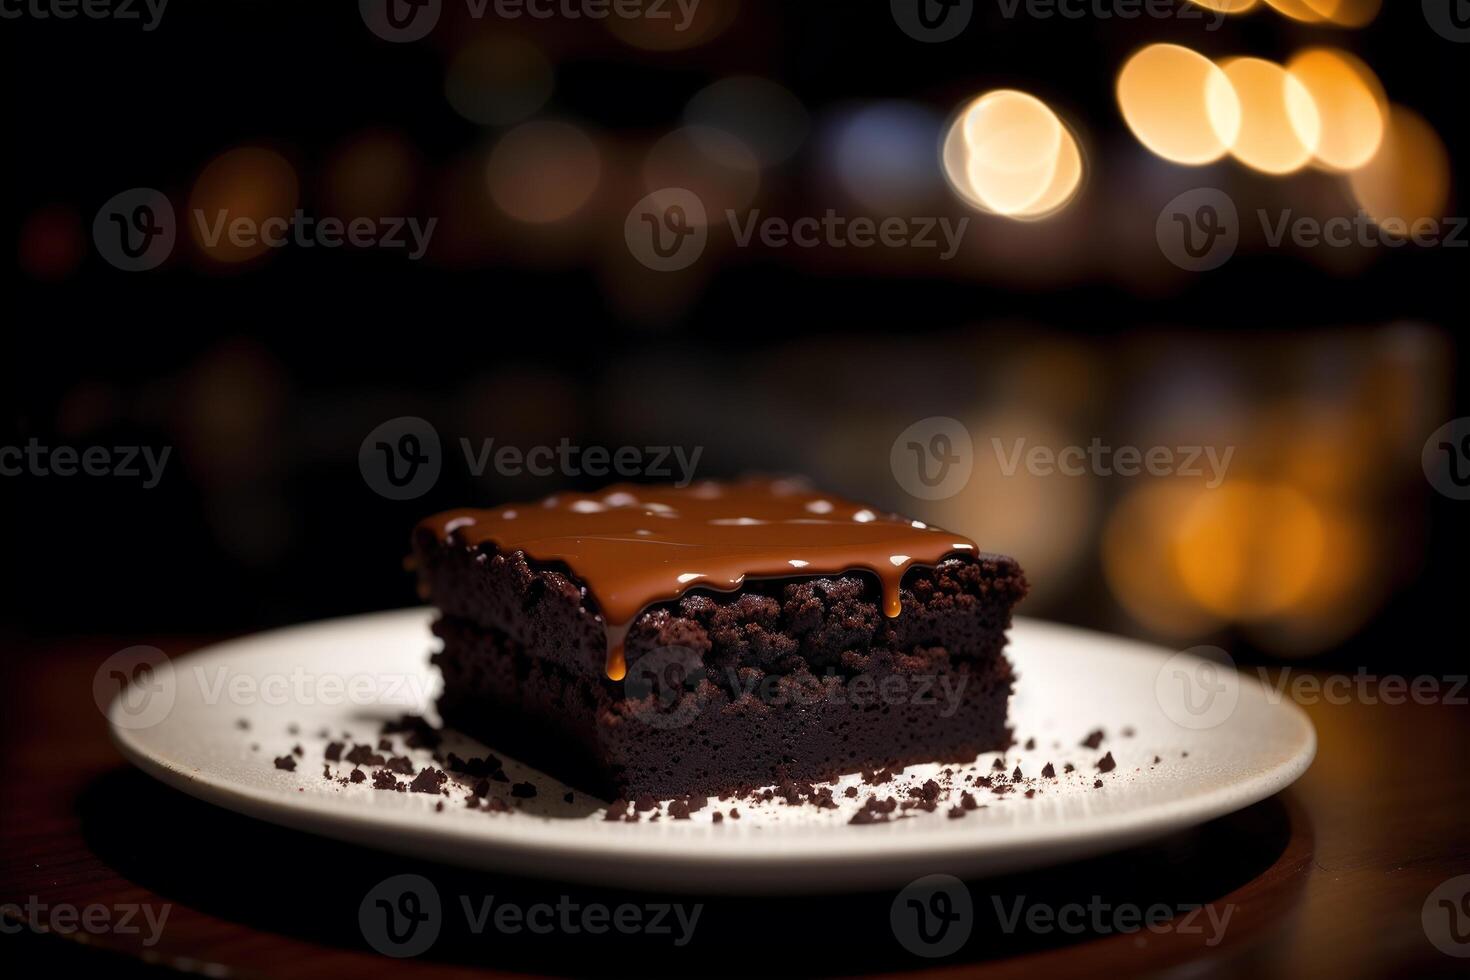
[643,126,760,224]
[1266,0,1380,24]
[942,90,1083,219]
[1185,0,1259,11]
[1117,44,1241,165]
[1103,483,1225,637]
[1218,57,1320,175]
[486,121,601,224]
[1348,105,1451,232]
[604,0,737,50]
[1173,482,1326,620]
[1286,48,1385,172]
[189,147,300,264]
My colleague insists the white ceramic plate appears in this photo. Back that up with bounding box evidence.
[109,609,1313,893]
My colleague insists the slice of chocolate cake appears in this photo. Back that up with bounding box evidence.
[412,479,1027,800]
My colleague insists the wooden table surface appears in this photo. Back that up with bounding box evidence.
[3,634,1467,978]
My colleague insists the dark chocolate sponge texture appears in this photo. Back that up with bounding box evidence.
[414,500,1028,800]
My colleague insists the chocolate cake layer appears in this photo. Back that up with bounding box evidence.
[432,610,1015,799]
[412,481,1028,799]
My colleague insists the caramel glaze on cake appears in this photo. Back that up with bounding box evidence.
[417,478,982,681]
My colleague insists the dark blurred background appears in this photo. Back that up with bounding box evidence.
[5,0,1465,673]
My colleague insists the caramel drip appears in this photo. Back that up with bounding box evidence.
[422,479,977,679]
[607,643,627,683]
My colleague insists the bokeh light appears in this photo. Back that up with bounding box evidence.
[604,0,737,50]
[1264,0,1380,24]
[18,205,85,281]
[1186,0,1259,11]
[486,120,601,224]
[822,101,943,213]
[685,76,809,166]
[643,125,760,223]
[189,146,300,264]
[1116,44,1241,166]
[1173,482,1325,620]
[1348,105,1451,232]
[323,130,419,220]
[1218,57,1320,175]
[927,411,1098,606]
[941,90,1083,219]
[1263,0,1326,19]
[1285,48,1385,172]
[445,37,554,127]
[1103,483,1226,637]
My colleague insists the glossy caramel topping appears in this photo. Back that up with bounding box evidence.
[422,479,977,680]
